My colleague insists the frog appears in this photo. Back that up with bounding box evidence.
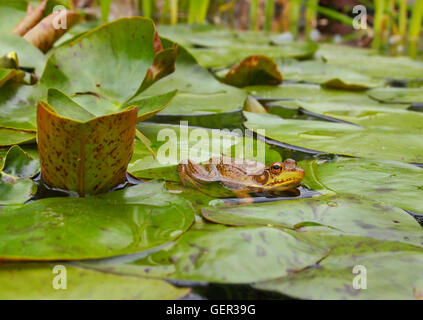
[177,155,305,198]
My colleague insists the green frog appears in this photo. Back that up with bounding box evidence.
[177,156,305,198]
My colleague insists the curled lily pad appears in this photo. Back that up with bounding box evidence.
[220,55,282,88]
[82,223,327,284]
[40,17,176,118]
[0,145,38,205]
[0,263,189,300]
[301,158,423,214]
[11,0,47,36]
[37,99,138,196]
[0,181,195,260]
[243,111,423,163]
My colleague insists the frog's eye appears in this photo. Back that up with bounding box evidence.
[270,162,283,175]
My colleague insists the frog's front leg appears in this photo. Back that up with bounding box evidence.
[177,160,219,192]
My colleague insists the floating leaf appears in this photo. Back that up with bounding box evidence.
[317,44,423,80]
[202,194,423,247]
[0,263,189,300]
[83,223,327,283]
[368,87,423,104]
[0,127,35,146]
[0,181,195,260]
[128,122,281,182]
[254,233,423,299]
[279,60,384,90]
[0,145,38,205]
[243,112,423,163]
[301,158,423,214]
[221,55,282,88]
[136,39,247,120]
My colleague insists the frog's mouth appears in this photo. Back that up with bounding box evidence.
[266,169,305,191]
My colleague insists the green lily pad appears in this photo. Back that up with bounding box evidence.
[202,194,423,247]
[191,43,318,69]
[0,263,189,300]
[129,122,281,182]
[82,223,327,284]
[301,158,423,214]
[0,127,35,146]
[279,60,385,90]
[220,55,283,88]
[317,44,423,80]
[40,17,176,118]
[367,87,423,104]
[243,111,423,163]
[0,180,195,260]
[254,233,423,299]
[0,34,46,76]
[136,39,247,121]
[0,145,38,205]
[0,0,27,34]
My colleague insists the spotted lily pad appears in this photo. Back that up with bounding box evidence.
[243,112,423,163]
[0,180,195,260]
[82,223,327,284]
[254,233,423,299]
[202,194,423,247]
[301,158,423,214]
[0,145,38,205]
[0,263,189,300]
[0,127,35,146]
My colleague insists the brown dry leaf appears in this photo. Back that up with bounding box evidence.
[12,0,47,36]
[23,10,80,53]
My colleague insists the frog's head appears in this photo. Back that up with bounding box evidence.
[254,159,305,191]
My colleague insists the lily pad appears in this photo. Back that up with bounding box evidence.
[301,158,423,214]
[220,55,283,88]
[40,17,176,118]
[0,263,189,300]
[279,60,385,90]
[0,127,35,146]
[317,43,423,80]
[243,111,423,163]
[202,194,423,247]
[368,88,423,104]
[254,233,423,299]
[128,122,281,182]
[136,39,247,122]
[0,0,27,34]
[0,180,195,260]
[191,42,318,69]
[0,145,38,205]
[82,223,327,284]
